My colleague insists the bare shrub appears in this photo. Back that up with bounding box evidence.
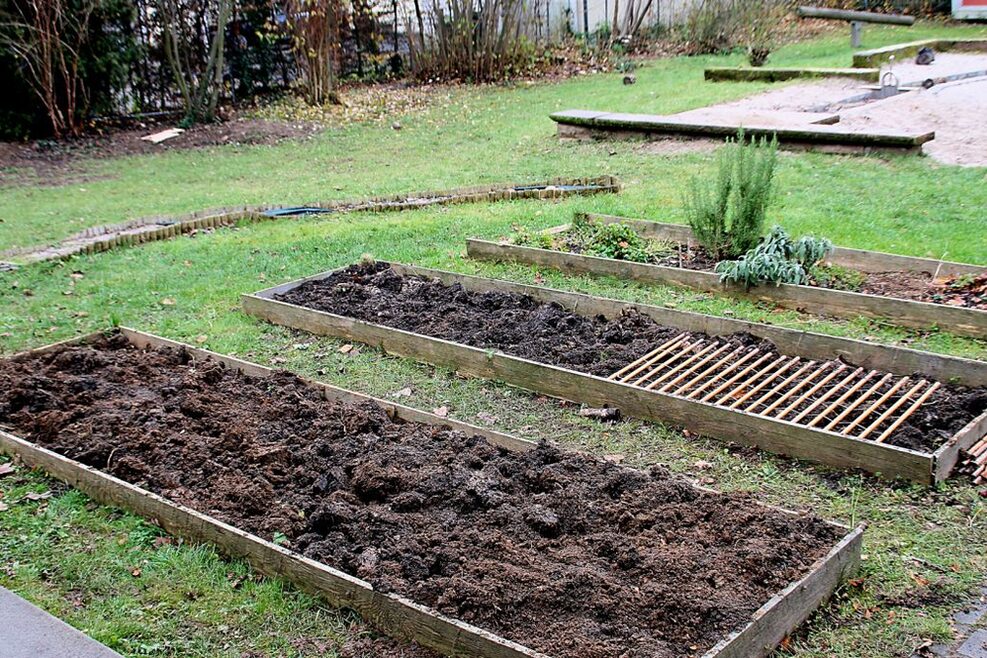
[406,0,537,82]
[0,0,100,137]
[283,0,343,105]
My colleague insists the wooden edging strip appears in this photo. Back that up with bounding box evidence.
[241,266,968,483]
[0,328,864,658]
[704,67,879,83]
[2,176,620,266]
[465,223,987,341]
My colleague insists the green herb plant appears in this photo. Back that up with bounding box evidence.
[716,225,833,287]
[684,130,779,260]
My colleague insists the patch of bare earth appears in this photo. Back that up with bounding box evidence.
[0,117,323,188]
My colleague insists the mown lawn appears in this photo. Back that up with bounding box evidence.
[1,19,986,658]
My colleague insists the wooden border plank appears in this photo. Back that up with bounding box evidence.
[0,329,863,658]
[242,277,943,483]
[466,233,987,340]
[701,525,864,658]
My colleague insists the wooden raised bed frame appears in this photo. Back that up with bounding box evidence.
[0,328,864,658]
[243,265,987,485]
[466,214,987,340]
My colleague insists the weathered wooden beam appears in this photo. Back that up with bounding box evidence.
[549,110,934,152]
[705,67,879,83]
[797,6,915,25]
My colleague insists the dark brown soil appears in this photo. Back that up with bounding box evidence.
[275,263,987,453]
[0,118,322,187]
[0,332,844,658]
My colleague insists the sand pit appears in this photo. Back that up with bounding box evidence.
[682,52,987,166]
[837,78,987,166]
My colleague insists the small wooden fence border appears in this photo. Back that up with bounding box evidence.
[1,176,619,266]
[465,213,987,340]
[243,264,987,484]
[0,328,863,658]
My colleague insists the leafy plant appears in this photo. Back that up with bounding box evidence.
[715,225,833,287]
[567,218,671,264]
[810,263,866,292]
[684,130,779,260]
[510,225,554,250]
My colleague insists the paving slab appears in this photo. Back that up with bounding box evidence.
[0,586,122,658]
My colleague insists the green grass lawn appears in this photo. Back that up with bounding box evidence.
[1,20,986,658]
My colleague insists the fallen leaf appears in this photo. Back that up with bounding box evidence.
[432,406,449,418]
[195,335,208,344]
[693,460,714,471]
[476,411,499,425]
[25,491,51,501]
[393,387,412,398]
[131,567,142,578]
[603,454,625,464]
[70,271,85,280]
[910,573,930,587]
[339,344,354,354]
[270,356,287,365]
[0,503,7,512]
[152,537,174,549]
[159,298,176,306]
[0,464,15,478]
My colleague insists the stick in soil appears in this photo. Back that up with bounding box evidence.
[806,369,877,428]
[823,372,894,432]
[775,364,849,421]
[646,342,727,391]
[759,362,835,417]
[708,353,784,404]
[726,356,800,408]
[841,376,912,437]
[874,381,941,444]
[609,333,687,381]
[632,339,708,387]
[687,348,765,401]
[669,344,749,396]
[745,360,817,413]
[792,367,865,425]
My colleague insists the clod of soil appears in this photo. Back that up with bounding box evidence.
[274,263,987,453]
[0,333,844,658]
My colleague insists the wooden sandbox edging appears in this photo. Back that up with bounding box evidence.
[465,214,987,340]
[0,328,865,658]
[0,176,619,266]
[548,111,934,153]
[242,265,987,484]
[852,38,987,68]
[704,67,880,83]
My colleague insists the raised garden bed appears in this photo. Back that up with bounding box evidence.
[243,263,987,484]
[0,328,864,658]
[467,214,987,340]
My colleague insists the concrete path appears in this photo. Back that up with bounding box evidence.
[0,586,122,658]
